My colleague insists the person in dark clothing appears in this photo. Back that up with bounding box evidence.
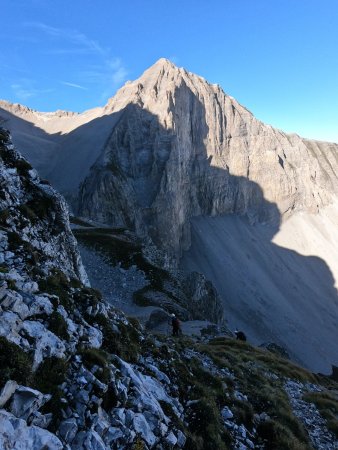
[171,314,181,336]
[235,329,247,341]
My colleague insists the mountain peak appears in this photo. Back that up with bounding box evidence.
[151,57,178,70]
[140,57,181,80]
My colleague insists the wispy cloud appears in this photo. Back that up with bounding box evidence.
[24,22,128,102]
[25,22,105,56]
[61,81,88,91]
[11,82,53,101]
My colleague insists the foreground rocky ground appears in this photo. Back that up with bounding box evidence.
[0,129,337,449]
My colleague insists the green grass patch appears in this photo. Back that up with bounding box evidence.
[32,357,69,433]
[32,357,68,394]
[79,347,111,384]
[80,347,107,368]
[47,312,69,341]
[38,269,73,311]
[195,338,313,448]
[0,264,8,273]
[0,337,32,389]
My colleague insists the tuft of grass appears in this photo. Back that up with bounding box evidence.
[34,358,68,433]
[47,312,69,341]
[169,354,232,449]
[102,384,119,411]
[203,337,316,383]
[186,398,231,450]
[73,286,102,310]
[80,347,108,368]
[0,264,8,273]
[18,204,38,223]
[15,158,32,176]
[79,348,111,384]
[159,400,184,429]
[87,313,140,363]
[7,231,23,250]
[39,269,73,311]
[132,436,146,450]
[0,337,32,389]
[6,279,17,291]
[32,357,68,394]
[24,196,55,222]
[257,420,310,450]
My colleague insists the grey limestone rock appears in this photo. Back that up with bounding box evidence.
[0,409,63,449]
[133,413,157,447]
[0,380,17,408]
[58,418,78,443]
[10,386,50,420]
[221,406,234,420]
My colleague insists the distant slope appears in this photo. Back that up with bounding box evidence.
[181,209,338,373]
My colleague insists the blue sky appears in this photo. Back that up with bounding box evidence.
[1,0,337,142]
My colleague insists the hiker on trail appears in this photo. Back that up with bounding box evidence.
[234,329,247,341]
[171,313,181,336]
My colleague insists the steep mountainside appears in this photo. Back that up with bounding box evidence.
[1,59,338,373]
[0,129,338,450]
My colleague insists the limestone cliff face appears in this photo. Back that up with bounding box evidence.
[78,59,338,262]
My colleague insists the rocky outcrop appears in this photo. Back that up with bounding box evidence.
[0,128,88,284]
[182,272,224,324]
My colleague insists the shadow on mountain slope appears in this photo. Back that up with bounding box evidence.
[2,86,338,373]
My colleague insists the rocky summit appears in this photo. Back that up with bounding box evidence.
[0,129,338,449]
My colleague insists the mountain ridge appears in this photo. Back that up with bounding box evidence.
[1,60,338,372]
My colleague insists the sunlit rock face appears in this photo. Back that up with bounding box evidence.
[2,59,338,263]
[78,59,338,262]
